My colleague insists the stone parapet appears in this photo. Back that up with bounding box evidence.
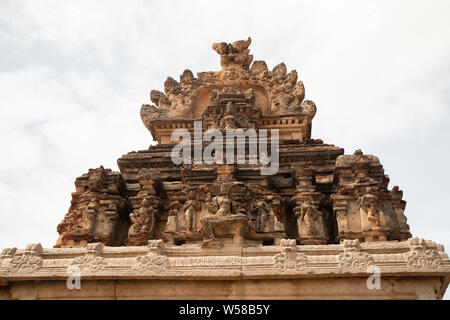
[1,238,448,299]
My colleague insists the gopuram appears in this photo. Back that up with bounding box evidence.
[1,38,449,300]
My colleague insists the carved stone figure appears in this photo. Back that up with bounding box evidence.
[294,202,328,245]
[200,184,248,248]
[183,190,201,232]
[164,201,182,234]
[126,199,156,246]
[358,194,381,230]
[251,200,275,233]
[212,37,253,70]
[205,185,233,217]
[220,102,239,129]
[296,204,320,236]
[202,87,260,131]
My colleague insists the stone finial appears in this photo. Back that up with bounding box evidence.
[86,242,104,254]
[1,247,17,257]
[212,37,253,70]
[280,239,297,249]
[342,239,361,251]
[148,239,165,253]
[25,243,43,256]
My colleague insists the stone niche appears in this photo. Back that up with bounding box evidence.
[194,84,271,118]
[1,38,449,300]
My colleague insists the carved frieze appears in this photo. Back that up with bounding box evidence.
[70,243,107,272]
[337,240,373,272]
[4,244,43,274]
[274,239,308,272]
[405,238,442,270]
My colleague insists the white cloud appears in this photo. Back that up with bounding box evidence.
[0,3,449,302]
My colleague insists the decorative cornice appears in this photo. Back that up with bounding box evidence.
[2,244,43,275]
[274,239,308,272]
[404,238,443,270]
[1,240,449,281]
[337,240,374,272]
[70,243,107,272]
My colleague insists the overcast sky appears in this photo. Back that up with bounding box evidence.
[0,0,449,267]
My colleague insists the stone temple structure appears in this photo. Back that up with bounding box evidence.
[1,38,449,300]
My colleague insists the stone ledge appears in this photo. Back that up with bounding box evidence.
[1,277,445,300]
[1,238,449,281]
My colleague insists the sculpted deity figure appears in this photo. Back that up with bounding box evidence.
[219,102,239,129]
[129,211,139,235]
[250,200,275,233]
[202,185,234,241]
[212,37,253,70]
[128,199,156,238]
[205,185,232,217]
[296,203,321,236]
[183,190,201,231]
[358,194,381,230]
[200,184,248,248]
